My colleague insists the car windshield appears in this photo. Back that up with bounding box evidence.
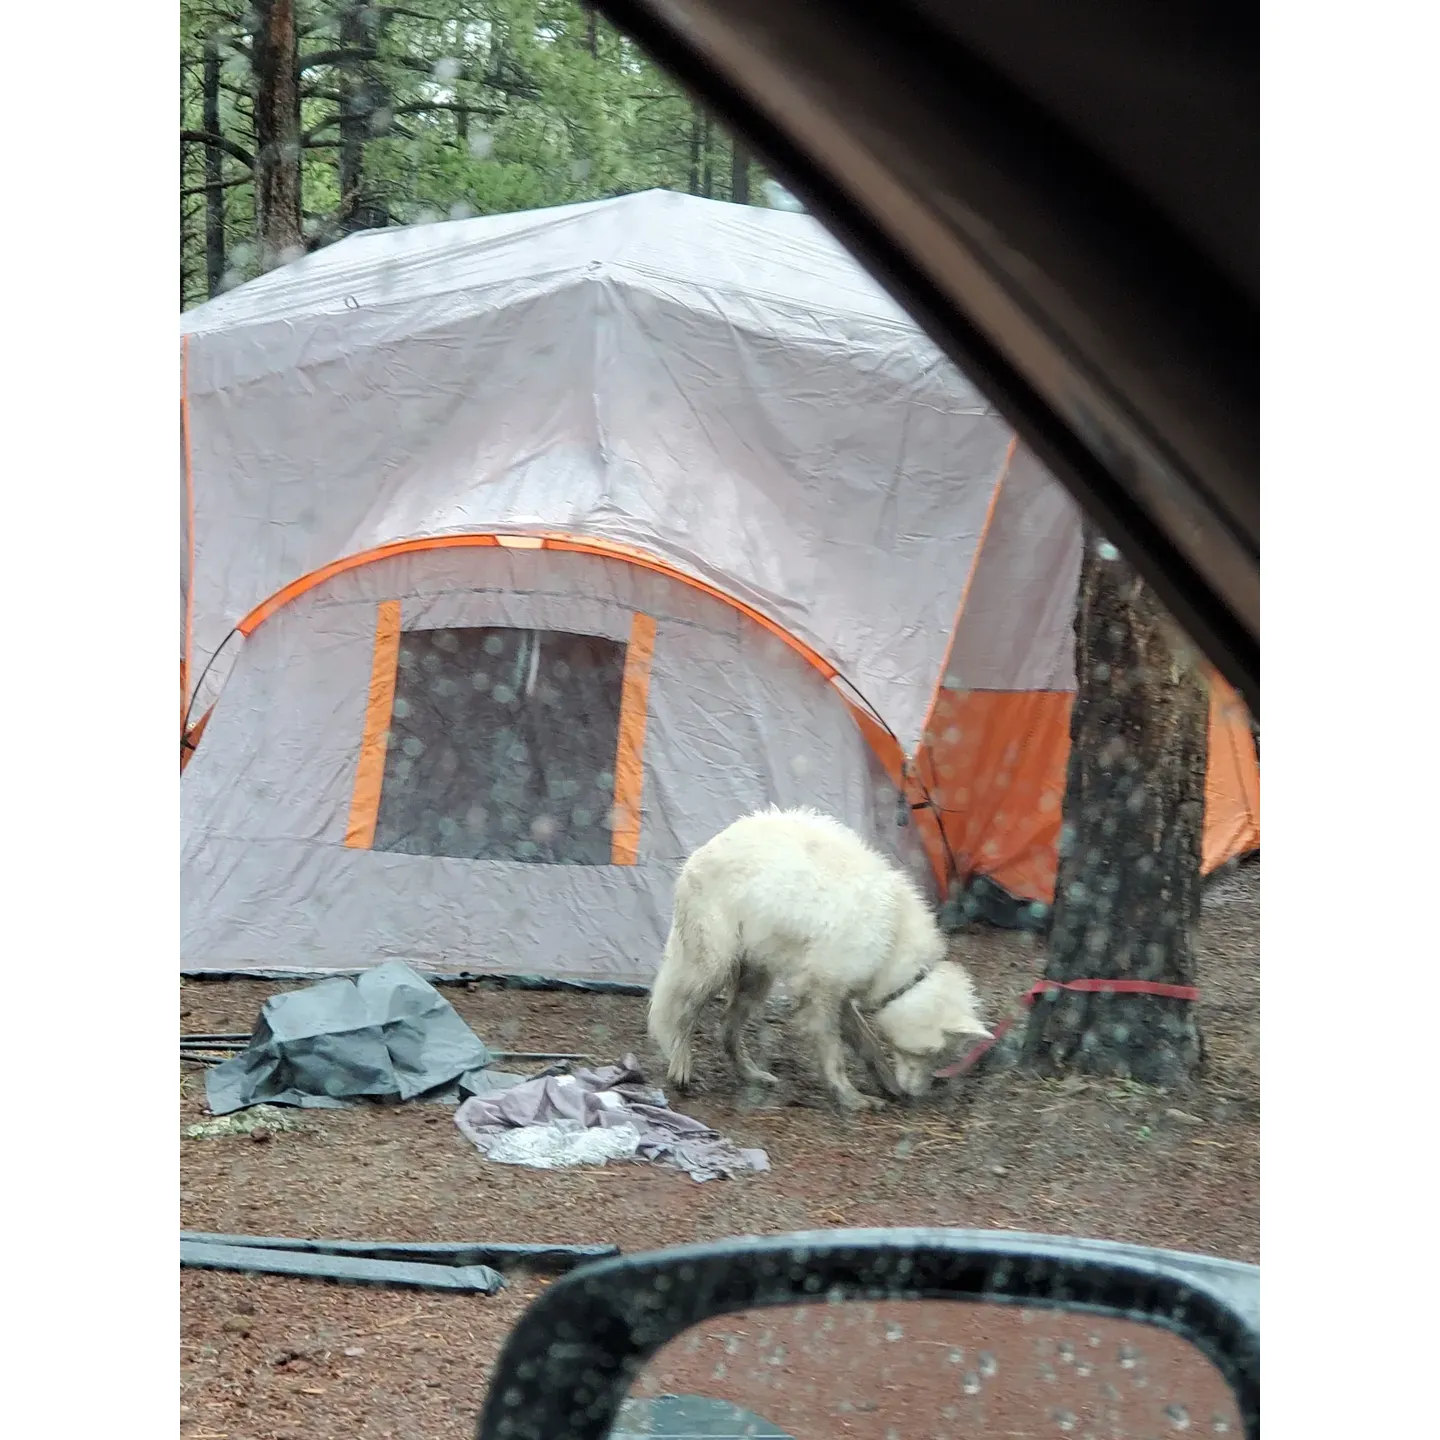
[178,5,1258,1438]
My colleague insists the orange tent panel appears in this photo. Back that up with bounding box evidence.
[914,681,1258,905]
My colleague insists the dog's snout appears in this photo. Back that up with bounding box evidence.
[892,1056,936,1096]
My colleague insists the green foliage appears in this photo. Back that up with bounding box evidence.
[180,0,774,309]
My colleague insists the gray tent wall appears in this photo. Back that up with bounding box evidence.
[181,546,930,982]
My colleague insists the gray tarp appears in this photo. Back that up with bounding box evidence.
[204,961,513,1114]
[453,1057,770,1183]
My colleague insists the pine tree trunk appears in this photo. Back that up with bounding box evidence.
[180,57,193,308]
[701,110,714,197]
[337,2,378,235]
[202,36,226,296]
[730,138,751,204]
[251,0,303,269]
[1020,525,1210,1088]
[688,104,702,195]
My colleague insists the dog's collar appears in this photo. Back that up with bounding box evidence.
[872,967,933,1013]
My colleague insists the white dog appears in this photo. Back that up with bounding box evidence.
[647,807,991,1111]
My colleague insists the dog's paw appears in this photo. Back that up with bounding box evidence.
[836,1091,885,1113]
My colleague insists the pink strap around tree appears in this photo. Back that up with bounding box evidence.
[933,977,1199,1079]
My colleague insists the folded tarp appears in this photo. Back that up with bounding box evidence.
[204,961,517,1114]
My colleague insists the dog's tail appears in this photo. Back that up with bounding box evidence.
[646,874,736,1081]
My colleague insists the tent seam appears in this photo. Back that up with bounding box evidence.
[913,435,1018,755]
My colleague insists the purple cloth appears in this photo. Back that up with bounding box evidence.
[453,1055,770,1183]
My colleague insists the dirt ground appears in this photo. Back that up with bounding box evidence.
[179,860,1257,1440]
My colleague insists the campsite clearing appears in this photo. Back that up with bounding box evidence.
[180,860,1257,1440]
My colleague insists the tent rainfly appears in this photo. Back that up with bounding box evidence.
[180,190,1258,984]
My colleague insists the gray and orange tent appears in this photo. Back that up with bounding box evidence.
[180,191,1257,983]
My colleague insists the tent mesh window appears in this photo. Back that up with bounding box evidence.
[374,626,627,864]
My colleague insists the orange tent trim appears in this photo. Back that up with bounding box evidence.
[344,600,403,849]
[180,703,214,773]
[236,531,838,685]
[610,613,658,865]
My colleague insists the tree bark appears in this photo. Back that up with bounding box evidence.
[1020,525,1210,1088]
[700,110,714,197]
[202,35,227,295]
[336,1,381,234]
[730,137,751,204]
[251,0,304,269]
[180,58,192,308]
[687,103,702,194]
